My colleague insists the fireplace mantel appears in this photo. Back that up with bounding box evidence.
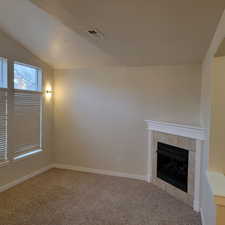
[145,120,206,212]
[145,120,206,140]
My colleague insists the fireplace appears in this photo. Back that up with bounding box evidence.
[157,142,189,192]
[145,120,205,211]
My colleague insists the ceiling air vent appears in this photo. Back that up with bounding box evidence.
[87,28,104,39]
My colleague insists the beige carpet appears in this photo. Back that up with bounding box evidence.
[0,168,201,225]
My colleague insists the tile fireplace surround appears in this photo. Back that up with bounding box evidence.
[145,120,206,212]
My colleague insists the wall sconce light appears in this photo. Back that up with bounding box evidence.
[46,87,53,99]
[46,90,53,95]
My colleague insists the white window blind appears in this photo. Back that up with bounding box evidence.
[13,91,42,156]
[13,63,42,157]
[0,89,7,162]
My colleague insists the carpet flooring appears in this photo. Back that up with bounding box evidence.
[0,168,201,225]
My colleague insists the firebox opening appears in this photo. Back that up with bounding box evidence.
[157,142,189,192]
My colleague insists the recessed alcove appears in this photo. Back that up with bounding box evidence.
[207,38,225,224]
[210,38,225,173]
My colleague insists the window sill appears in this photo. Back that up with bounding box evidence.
[0,160,10,168]
[14,149,43,161]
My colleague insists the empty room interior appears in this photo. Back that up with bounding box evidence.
[1,1,225,225]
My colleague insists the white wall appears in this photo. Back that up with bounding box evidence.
[200,10,225,225]
[0,31,54,186]
[54,65,201,176]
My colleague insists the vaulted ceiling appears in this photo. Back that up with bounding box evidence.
[0,0,224,68]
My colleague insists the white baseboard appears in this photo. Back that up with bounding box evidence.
[0,163,147,193]
[0,164,53,192]
[193,200,200,212]
[52,163,148,181]
[146,174,153,183]
[200,208,206,225]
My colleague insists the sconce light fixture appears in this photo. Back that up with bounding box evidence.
[46,86,53,99]
[46,90,53,94]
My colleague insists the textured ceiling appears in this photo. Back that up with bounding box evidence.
[0,0,225,68]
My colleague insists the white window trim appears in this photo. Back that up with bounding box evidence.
[0,58,8,163]
[13,61,42,92]
[13,88,42,94]
[13,61,44,159]
[0,57,7,88]
[0,59,45,165]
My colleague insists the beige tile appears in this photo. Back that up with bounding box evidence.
[153,178,166,191]
[165,182,189,204]
[177,136,195,151]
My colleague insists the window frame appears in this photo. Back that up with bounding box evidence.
[13,61,42,92]
[0,58,46,167]
[0,57,8,89]
[0,58,8,166]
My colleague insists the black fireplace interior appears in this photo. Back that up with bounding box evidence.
[157,142,189,192]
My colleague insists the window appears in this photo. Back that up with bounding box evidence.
[0,58,7,88]
[13,63,42,158]
[0,59,43,164]
[0,58,8,162]
[14,63,41,91]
